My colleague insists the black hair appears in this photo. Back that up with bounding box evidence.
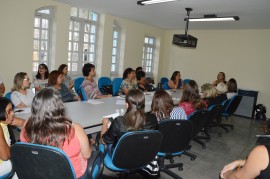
[58,64,68,72]
[123,68,133,79]
[0,97,11,121]
[136,71,145,81]
[136,67,143,73]
[82,63,95,77]
[36,63,49,80]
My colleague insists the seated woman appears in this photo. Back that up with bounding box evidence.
[226,78,238,100]
[179,80,207,116]
[136,70,149,92]
[81,63,111,99]
[119,68,138,95]
[168,71,184,90]
[151,90,187,120]
[33,63,49,93]
[101,89,158,145]
[220,121,270,179]
[48,70,80,103]
[212,72,227,86]
[58,64,74,93]
[20,88,92,179]
[11,72,35,108]
[0,97,25,178]
[201,83,227,107]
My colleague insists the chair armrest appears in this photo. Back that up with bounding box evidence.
[86,151,104,179]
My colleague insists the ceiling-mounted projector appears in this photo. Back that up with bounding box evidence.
[172,8,197,48]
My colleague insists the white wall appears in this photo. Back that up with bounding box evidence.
[159,29,270,117]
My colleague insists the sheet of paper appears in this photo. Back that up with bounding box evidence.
[103,112,120,119]
[86,99,104,105]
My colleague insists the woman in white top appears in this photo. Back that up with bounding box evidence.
[11,72,35,108]
[33,63,49,93]
[226,78,238,99]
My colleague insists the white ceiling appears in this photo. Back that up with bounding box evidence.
[55,0,270,30]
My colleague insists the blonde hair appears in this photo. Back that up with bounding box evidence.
[216,83,228,94]
[12,72,27,91]
[201,83,217,98]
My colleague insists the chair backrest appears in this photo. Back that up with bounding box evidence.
[112,78,123,96]
[183,79,190,85]
[163,82,170,90]
[5,92,12,100]
[188,110,209,138]
[74,77,84,95]
[224,95,243,115]
[111,130,162,170]
[98,77,112,89]
[79,85,88,101]
[11,142,76,179]
[158,119,193,154]
[206,104,223,126]
[160,77,168,85]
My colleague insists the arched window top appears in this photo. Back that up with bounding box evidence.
[70,7,98,22]
[35,7,52,16]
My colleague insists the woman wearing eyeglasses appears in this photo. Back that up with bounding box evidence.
[33,63,49,93]
[11,72,35,108]
[0,97,25,178]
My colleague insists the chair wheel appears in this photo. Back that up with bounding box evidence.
[178,167,183,171]
[202,145,206,149]
[218,133,222,137]
[170,159,174,164]
[191,157,196,161]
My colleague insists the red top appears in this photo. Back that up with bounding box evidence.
[20,127,87,178]
[179,102,195,116]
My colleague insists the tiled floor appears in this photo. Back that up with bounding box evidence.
[101,116,263,178]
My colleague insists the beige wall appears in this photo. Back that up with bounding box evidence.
[159,29,270,117]
[1,0,269,117]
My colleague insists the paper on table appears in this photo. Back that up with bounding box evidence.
[103,112,120,119]
[14,107,31,114]
[116,100,125,105]
[116,95,125,99]
[86,99,104,105]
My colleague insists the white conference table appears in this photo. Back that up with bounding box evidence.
[16,90,182,134]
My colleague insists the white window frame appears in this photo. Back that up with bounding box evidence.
[33,7,53,74]
[68,7,99,76]
[142,36,156,77]
[110,24,121,78]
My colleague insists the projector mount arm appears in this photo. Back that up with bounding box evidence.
[185,8,192,36]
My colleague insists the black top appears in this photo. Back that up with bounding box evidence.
[204,94,227,108]
[259,145,270,179]
[102,113,158,145]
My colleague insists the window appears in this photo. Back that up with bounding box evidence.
[111,24,121,77]
[33,7,52,73]
[68,7,99,75]
[142,36,155,77]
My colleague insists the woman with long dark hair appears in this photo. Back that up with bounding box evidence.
[0,97,24,178]
[101,89,157,144]
[119,68,138,95]
[20,88,91,178]
[179,80,207,116]
[33,63,49,92]
[168,71,184,90]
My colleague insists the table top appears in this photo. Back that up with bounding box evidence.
[16,90,182,131]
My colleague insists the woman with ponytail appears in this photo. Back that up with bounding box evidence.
[101,89,158,145]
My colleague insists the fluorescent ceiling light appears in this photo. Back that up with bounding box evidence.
[188,16,239,22]
[137,0,177,5]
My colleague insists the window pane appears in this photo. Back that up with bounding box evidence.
[33,40,39,50]
[79,9,88,19]
[90,12,98,21]
[38,9,50,14]
[41,52,47,61]
[41,30,48,39]
[112,56,116,63]
[71,7,78,17]
[84,33,89,42]
[113,39,117,47]
[33,51,39,61]
[90,35,95,43]
[68,62,71,71]
[149,38,154,45]
[69,22,73,30]
[72,53,78,61]
[42,19,48,29]
[74,22,80,31]
[69,32,72,41]
[84,24,90,33]
[41,41,47,50]
[34,18,40,28]
[112,48,117,55]
[73,42,78,51]
[83,53,88,62]
[68,42,72,51]
[111,64,115,72]
[91,25,96,33]
[144,37,148,43]
[68,52,71,61]
[83,44,89,51]
[74,32,79,41]
[90,44,95,52]
[113,31,118,39]
[33,62,39,72]
[72,63,77,72]
[34,29,40,38]
[89,54,94,62]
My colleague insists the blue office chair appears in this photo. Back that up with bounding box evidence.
[99,130,162,177]
[160,77,168,86]
[74,77,84,96]
[112,78,123,96]
[163,82,170,90]
[222,95,243,119]
[183,79,190,85]
[98,77,112,95]
[79,85,88,101]
[10,142,103,179]
[4,92,12,100]
[157,119,193,179]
